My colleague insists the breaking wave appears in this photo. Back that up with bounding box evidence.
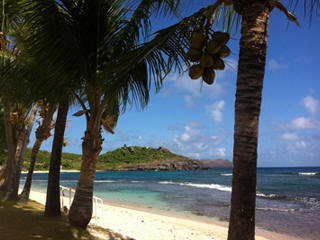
[158,181,232,192]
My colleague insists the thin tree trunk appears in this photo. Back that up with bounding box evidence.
[227,3,270,240]
[13,103,38,199]
[0,95,16,199]
[19,104,55,202]
[68,119,103,228]
[18,138,41,202]
[44,99,68,217]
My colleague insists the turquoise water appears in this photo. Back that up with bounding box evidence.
[22,167,320,240]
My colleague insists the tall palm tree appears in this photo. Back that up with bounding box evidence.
[45,97,69,217]
[223,1,318,239]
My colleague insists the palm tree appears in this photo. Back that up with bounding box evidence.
[19,102,56,202]
[45,97,69,217]
[18,0,194,227]
[222,1,319,239]
[18,0,238,227]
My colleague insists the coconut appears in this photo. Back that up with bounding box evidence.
[186,48,202,62]
[189,64,203,79]
[213,32,230,45]
[206,39,221,55]
[202,68,215,85]
[190,32,205,50]
[218,45,231,58]
[213,57,225,70]
[200,54,214,68]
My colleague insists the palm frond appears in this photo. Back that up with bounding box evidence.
[102,3,237,109]
[288,0,320,23]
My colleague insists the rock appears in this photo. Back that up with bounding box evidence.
[117,158,206,171]
[128,146,135,152]
[157,146,170,153]
[201,159,233,168]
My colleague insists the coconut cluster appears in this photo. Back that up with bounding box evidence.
[187,31,230,85]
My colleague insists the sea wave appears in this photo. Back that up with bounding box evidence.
[256,207,295,212]
[298,172,318,176]
[94,180,120,183]
[158,181,232,192]
[221,173,232,176]
[256,193,286,200]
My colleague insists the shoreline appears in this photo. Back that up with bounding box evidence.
[27,189,303,240]
[21,170,80,174]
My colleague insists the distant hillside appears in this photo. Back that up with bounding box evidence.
[21,146,205,171]
[201,159,233,168]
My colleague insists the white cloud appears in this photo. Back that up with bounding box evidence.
[268,59,287,70]
[206,100,225,123]
[164,122,228,159]
[290,117,320,129]
[301,96,319,114]
[184,95,194,107]
[281,132,299,141]
[166,72,225,99]
[137,136,142,145]
[216,147,226,157]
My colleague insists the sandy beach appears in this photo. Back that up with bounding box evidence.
[27,190,303,240]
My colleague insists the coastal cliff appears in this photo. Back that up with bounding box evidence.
[99,146,206,171]
[201,159,233,168]
[116,158,204,171]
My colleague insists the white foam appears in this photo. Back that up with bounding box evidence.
[95,180,119,183]
[256,207,295,212]
[158,181,176,185]
[298,172,317,176]
[221,173,232,176]
[158,181,231,192]
[256,192,278,198]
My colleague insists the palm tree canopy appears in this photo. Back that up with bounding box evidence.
[16,0,238,113]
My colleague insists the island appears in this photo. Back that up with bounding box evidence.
[22,146,232,171]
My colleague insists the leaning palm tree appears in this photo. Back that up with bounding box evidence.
[18,0,238,228]
[19,102,56,202]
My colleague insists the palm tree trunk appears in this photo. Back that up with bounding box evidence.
[19,104,55,202]
[0,95,16,199]
[18,138,42,202]
[13,103,38,199]
[44,99,68,217]
[227,3,270,240]
[68,119,103,228]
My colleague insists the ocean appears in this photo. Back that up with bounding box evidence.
[21,167,320,240]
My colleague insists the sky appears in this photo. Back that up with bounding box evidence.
[31,2,320,167]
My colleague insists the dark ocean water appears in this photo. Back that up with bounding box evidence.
[21,167,320,240]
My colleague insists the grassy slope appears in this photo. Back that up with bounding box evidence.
[21,146,187,171]
[0,193,127,240]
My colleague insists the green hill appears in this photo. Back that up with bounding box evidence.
[21,146,188,171]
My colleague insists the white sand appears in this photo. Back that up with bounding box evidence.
[28,190,303,240]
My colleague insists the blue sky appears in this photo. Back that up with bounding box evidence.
[32,2,320,167]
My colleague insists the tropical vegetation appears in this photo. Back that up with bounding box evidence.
[0,0,318,239]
